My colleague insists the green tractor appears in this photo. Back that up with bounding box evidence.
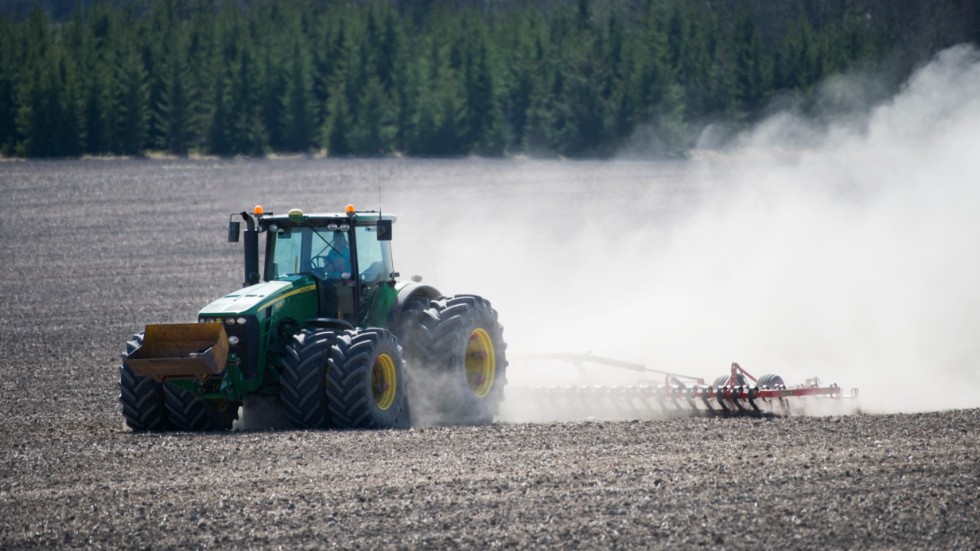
[119,205,507,431]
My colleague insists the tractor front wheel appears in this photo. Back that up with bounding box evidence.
[119,332,170,432]
[163,384,239,431]
[326,328,409,429]
[281,329,336,429]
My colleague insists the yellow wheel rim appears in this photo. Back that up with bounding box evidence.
[465,328,495,398]
[371,353,397,411]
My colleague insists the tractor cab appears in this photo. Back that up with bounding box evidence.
[232,205,398,327]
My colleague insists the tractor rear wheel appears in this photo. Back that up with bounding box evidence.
[394,296,433,365]
[394,296,436,425]
[422,295,508,425]
[163,384,239,431]
[326,328,409,429]
[281,329,336,429]
[119,332,170,432]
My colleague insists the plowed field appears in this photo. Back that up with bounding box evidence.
[1,159,977,549]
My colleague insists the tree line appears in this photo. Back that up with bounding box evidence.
[0,0,969,158]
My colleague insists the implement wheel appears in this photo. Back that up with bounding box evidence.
[326,328,409,429]
[423,295,508,425]
[713,374,747,387]
[757,374,785,388]
[163,384,239,431]
[119,332,170,432]
[281,329,336,429]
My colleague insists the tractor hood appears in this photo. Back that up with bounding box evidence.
[198,275,317,318]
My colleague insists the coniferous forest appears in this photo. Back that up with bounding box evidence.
[0,0,977,158]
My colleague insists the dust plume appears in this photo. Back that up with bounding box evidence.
[234,396,292,431]
[391,45,980,419]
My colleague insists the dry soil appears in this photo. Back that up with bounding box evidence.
[0,159,977,550]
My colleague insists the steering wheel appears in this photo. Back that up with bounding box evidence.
[311,254,351,279]
[310,255,331,278]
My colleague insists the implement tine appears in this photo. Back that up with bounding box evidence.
[637,384,656,414]
[746,386,769,417]
[621,386,644,418]
[656,385,669,412]
[730,385,750,413]
[715,386,731,415]
[700,386,715,414]
[684,392,697,412]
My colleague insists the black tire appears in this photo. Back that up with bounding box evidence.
[757,374,785,388]
[393,296,436,425]
[119,332,170,432]
[713,374,747,387]
[164,384,239,431]
[421,295,508,425]
[326,328,409,429]
[394,296,433,365]
[280,329,336,429]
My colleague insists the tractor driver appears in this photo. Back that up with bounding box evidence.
[308,230,352,280]
[320,231,352,279]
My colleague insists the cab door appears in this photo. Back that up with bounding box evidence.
[355,225,396,327]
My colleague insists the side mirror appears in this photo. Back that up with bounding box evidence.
[377,219,392,241]
[228,220,240,242]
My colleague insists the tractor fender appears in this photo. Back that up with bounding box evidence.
[395,281,443,304]
[389,282,443,327]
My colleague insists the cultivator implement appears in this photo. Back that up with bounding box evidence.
[502,355,859,422]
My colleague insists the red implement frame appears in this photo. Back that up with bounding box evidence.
[509,356,858,418]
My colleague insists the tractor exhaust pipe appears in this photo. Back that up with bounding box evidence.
[239,212,260,287]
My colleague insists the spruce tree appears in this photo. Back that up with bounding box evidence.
[113,47,149,155]
[0,16,20,154]
[733,15,772,120]
[351,75,390,154]
[0,0,949,159]
[283,39,314,152]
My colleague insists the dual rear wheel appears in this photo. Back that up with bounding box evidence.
[416,295,508,425]
[281,327,409,429]
[281,294,508,429]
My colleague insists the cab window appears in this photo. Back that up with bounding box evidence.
[269,226,353,280]
[355,225,393,282]
[270,227,307,277]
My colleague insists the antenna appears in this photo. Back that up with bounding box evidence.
[374,159,392,243]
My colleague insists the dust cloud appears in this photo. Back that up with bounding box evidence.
[391,45,980,417]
